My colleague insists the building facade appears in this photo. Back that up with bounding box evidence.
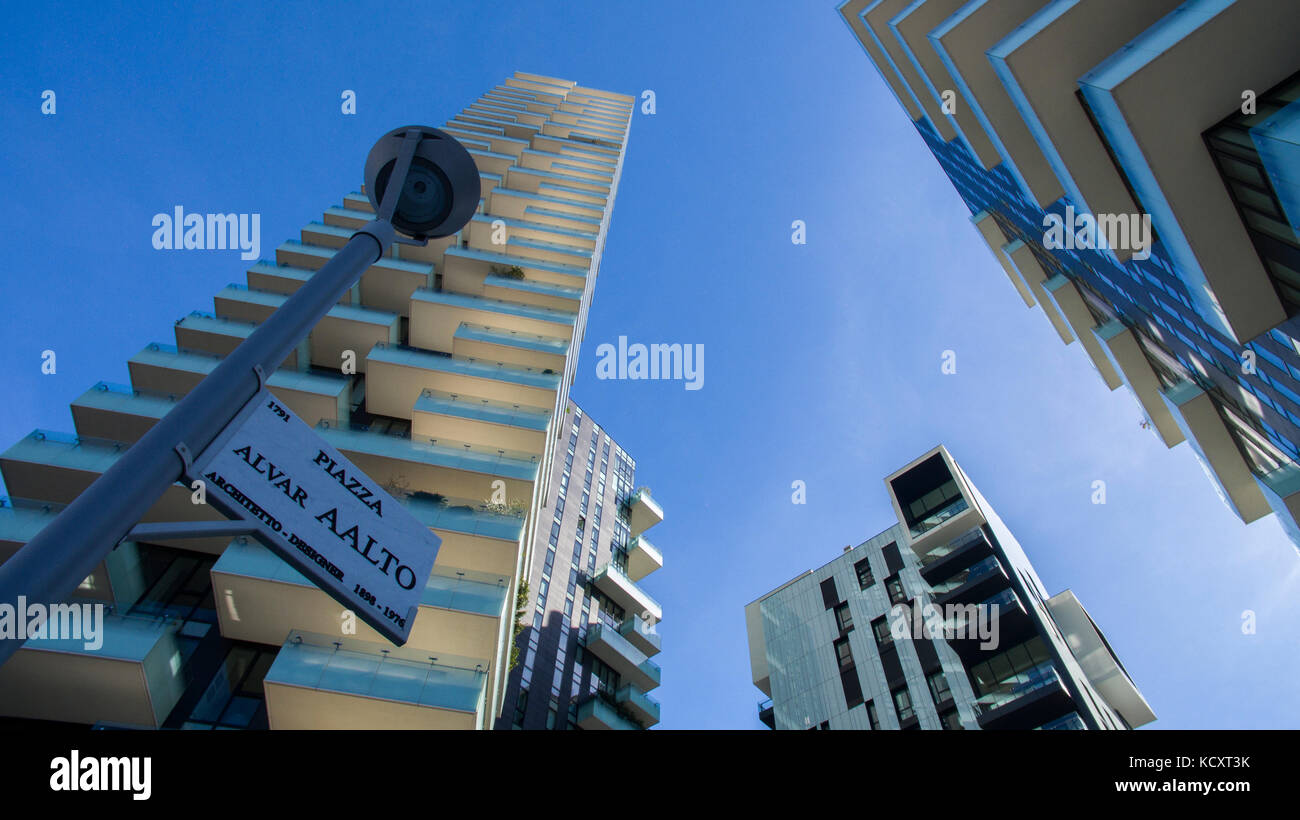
[0,72,636,730]
[837,0,1300,551]
[497,402,664,730]
[746,446,1155,730]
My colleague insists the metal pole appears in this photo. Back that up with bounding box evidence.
[0,219,396,666]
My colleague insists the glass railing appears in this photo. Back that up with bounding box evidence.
[909,496,969,538]
[316,418,540,467]
[974,661,1060,716]
[618,614,661,651]
[918,527,987,567]
[415,389,550,431]
[1034,712,1086,731]
[929,556,1001,597]
[266,631,486,713]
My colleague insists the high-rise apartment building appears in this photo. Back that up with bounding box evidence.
[0,72,636,730]
[837,0,1300,550]
[746,446,1155,730]
[498,402,664,730]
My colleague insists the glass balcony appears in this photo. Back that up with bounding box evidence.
[625,487,664,536]
[929,555,1001,597]
[617,613,662,657]
[973,661,1062,717]
[413,388,550,432]
[584,622,661,691]
[213,537,507,661]
[910,495,969,538]
[917,526,987,568]
[0,606,187,728]
[1035,712,1086,731]
[591,562,661,622]
[575,695,640,730]
[625,534,663,581]
[615,684,660,727]
[315,419,539,482]
[263,631,487,729]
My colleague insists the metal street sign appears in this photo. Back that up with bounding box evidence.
[189,388,440,646]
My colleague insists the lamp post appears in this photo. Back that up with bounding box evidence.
[0,126,479,666]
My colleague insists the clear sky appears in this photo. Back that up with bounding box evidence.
[2,0,1298,730]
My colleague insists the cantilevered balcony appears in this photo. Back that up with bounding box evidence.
[1077,0,1300,341]
[624,487,663,537]
[365,342,561,419]
[273,240,434,318]
[1092,321,1186,448]
[127,343,351,426]
[314,419,538,506]
[925,0,1065,206]
[1160,379,1272,523]
[575,695,641,730]
[1000,241,1074,344]
[452,322,569,373]
[213,284,399,371]
[917,526,992,585]
[974,661,1073,730]
[409,289,576,355]
[488,186,605,234]
[0,430,234,554]
[1047,590,1156,728]
[615,684,660,728]
[211,538,508,660]
[442,247,588,299]
[930,555,1010,608]
[0,608,188,728]
[625,534,663,582]
[411,388,551,457]
[1042,276,1123,390]
[481,273,583,312]
[172,312,304,368]
[263,631,488,730]
[70,382,181,444]
[618,613,662,657]
[584,622,661,692]
[591,563,661,622]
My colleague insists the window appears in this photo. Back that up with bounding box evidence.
[866,701,880,730]
[892,687,914,723]
[871,616,893,648]
[833,602,854,633]
[939,708,962,730]
[854,557,874,590]
[927,671,952,706]
[886,574,907,605]
[833,637,854,672]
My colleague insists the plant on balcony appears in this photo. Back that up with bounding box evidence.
[409,490,448,506]
[489,264,526,280]
[481,498,528,518]
[509,579,530,670]
[382,474,411,500]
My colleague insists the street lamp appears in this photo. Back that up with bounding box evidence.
[0,126,479,665]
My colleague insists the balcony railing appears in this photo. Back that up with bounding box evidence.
[929,556,1001,596]
[917,526,986,568]
[974,661,1061,717]
[909,496,969,538]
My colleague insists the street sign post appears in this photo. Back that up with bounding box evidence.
[190,388,440,646]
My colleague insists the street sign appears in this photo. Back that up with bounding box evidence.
[189,388,440,646]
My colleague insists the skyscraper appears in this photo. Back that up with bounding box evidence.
[498,402,664,730]
[837,0,1300,550]
[0,72,636,730]
[746,446,1155,730]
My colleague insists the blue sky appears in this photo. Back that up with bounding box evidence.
[2,0,1298,730]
